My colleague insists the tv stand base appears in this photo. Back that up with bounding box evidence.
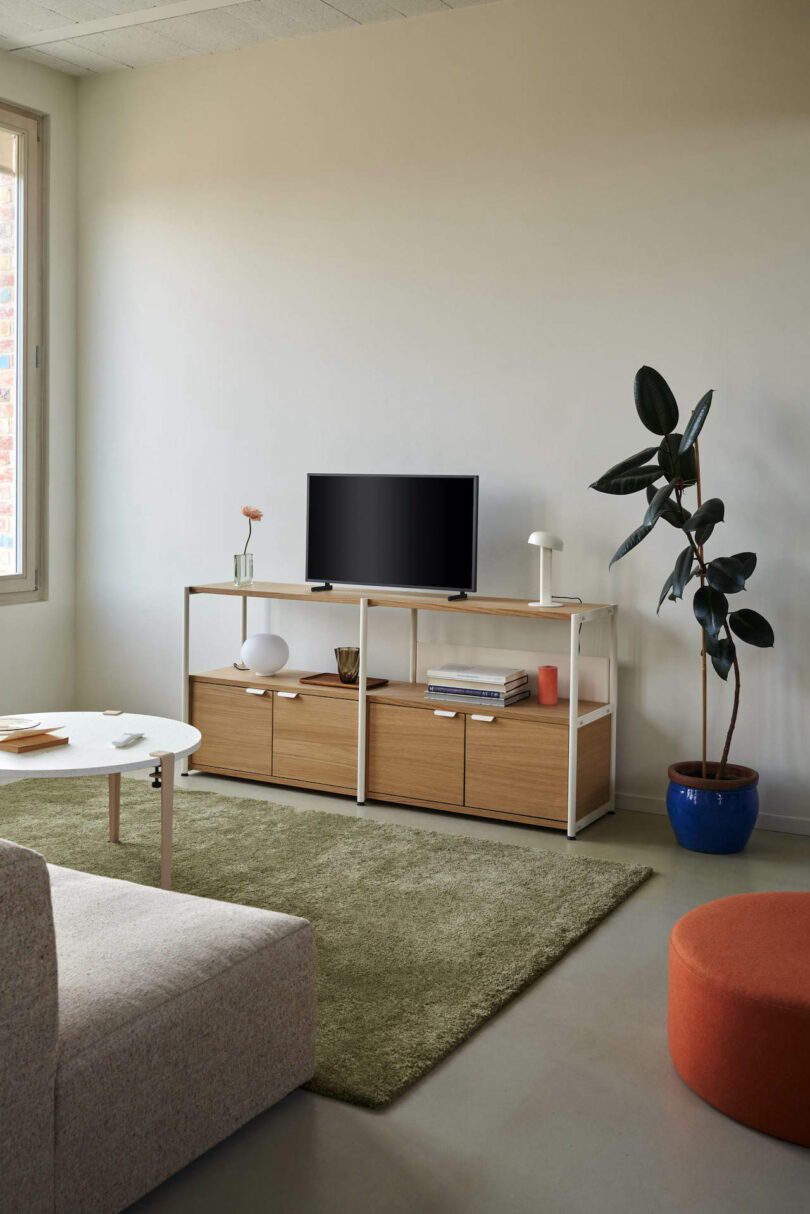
[447,591,468,601]
[310,582,334,592]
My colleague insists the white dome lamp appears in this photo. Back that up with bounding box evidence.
[240,633,290,676]
[528,531,565,608]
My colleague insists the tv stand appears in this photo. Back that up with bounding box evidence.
[447,591,468,601]
[181,583,617,839]
[310,582,333,592]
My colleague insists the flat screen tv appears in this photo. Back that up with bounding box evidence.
[306,474,479,594]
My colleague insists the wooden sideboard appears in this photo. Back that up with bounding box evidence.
[182,583,617,838]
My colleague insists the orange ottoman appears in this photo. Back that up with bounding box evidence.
[669,892,810,1147]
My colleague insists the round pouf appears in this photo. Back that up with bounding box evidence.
[669,893,810,1147]
[240,633,289,676]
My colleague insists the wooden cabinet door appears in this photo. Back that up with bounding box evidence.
[190,682,273,775]
[273,693,357,790]
[368,703,465,805]
[465,716,568,821]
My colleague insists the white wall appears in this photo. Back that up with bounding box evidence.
[76,0,810,824]
[1,54,77,714]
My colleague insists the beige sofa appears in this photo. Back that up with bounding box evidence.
[0,838,316,1214]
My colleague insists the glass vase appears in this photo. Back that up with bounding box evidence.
[234,553,254,587]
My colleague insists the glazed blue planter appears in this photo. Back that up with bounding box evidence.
[667,762,759,854]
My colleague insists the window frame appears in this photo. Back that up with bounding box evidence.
[0,101,45,606]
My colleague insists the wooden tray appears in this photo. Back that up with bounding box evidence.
[299,673,389,690]
[0,733,69,754]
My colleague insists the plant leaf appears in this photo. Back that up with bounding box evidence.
[710,637,736,681]
[732,551,757,579]
[634,366,679,436]
[594,448,659,486]
[693,585,728,636]
[678,389,713,454]
[671,546,694,600]
[643,477,679,527]
[706,556,747,595]
[609,524,652,569]
[658,433,697,485]
[657,571,675,613]
[703,630,720,657]
[590,466,664,495]
[729,609,774,648]
[683,497,724,532]
[695,522,714,546]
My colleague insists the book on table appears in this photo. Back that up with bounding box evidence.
[426,663,527,685]
[427,677,528,698]
[0,732,69,754]
[424,689,531,707]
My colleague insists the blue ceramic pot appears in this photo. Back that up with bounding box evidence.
[666,762,759,854]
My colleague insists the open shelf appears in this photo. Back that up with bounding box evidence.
[190,668,609,725]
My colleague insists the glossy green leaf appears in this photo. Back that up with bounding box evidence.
[643,478,679,527]
[678,389,713,454]
[694,523,714,546]
[710,637,736,681]
[657,571,675,612]
[634,366,679,436]
[703,630,720,658]
[594,448,659,485]
[729,609,774,648]
[609,524,651,569]
[684,498,724,532]
[671,546,694,600]
[658,433,697,484]
[732,551,757,579]
[706,556,747,594]
[590,465,664,495]
[693,585,728,636]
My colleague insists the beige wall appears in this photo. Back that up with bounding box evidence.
[76,0,810,826]
[1,53,77,714]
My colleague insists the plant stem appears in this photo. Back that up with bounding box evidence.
[243,518,252,557]
[694,440,707,778]
[678,491,741,779]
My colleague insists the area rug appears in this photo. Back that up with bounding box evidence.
[0,777,651,1107]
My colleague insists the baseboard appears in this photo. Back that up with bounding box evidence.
[616,791,810,837]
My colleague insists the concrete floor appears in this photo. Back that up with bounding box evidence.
[129,773,810,1214]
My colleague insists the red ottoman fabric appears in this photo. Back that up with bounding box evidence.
[669,892,810,1147]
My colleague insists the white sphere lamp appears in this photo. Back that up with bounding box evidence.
[528,531,564,608]
[240,633,289,676]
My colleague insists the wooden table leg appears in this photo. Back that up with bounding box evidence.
[108,772,121,842]
[150,750,175,890]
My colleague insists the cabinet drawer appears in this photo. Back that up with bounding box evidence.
[273,693,357,790]
[368,703,465,805]
[190,682,273,776]
[465,715,567,821]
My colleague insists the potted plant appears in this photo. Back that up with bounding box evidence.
[590,367,774,853]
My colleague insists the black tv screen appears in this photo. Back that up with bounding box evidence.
[306,474,478,593]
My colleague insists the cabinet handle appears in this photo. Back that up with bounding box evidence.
[471,714,496,722]
[277,691,299,699]
[433,709,457,718]
[245,688,266,696]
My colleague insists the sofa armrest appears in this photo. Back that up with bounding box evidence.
[0,839,58,1214]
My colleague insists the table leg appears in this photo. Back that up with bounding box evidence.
[108,772,121,843]
[150,750,175,890]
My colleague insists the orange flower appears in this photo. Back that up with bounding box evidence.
[241,506,263,522]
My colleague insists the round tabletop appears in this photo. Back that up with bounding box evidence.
[0,712,201,778]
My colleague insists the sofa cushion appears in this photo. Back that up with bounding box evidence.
[49,865,316,1214]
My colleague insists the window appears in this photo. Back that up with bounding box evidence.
[0,103,44,604]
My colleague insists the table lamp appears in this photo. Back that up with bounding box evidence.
[528,531,564,607]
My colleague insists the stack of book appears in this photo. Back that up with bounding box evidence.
[0,718,69,754]
[424,664,530,707]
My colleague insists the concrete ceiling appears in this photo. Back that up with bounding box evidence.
[0,0,491,76]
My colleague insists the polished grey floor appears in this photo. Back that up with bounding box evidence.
[129,774,810,1213]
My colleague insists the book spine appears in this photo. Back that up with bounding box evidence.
[424,691,530,707]
[427,685,511,699]
[427,677,528,694]
[426,670,524,685]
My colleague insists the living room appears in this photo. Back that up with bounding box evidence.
[1,1,809,1211]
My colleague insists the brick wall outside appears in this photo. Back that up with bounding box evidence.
[0,166,16,576]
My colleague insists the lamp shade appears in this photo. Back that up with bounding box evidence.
[240,633,289,676]
[528,531,563,551]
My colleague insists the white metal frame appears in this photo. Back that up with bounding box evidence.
[181,589,618,837]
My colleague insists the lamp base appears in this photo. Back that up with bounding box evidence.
[528,601,566,608]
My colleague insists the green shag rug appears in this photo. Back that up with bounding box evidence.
[0,777,651,1108]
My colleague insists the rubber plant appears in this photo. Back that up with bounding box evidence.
[590,366,774,779]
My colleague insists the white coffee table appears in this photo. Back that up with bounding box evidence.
[0,712,201,889]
